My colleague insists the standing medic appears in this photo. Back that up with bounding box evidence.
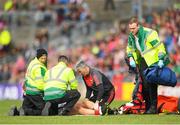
[126,17,169,114]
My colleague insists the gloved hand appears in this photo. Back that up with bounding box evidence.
[129,57,136,68]
[158,60,164,68]
[93,101,99,110]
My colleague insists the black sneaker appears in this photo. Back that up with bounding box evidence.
[58,108,69,116]
[100,104,107,115]
[19,107,25,116]
[107,107,114,115]
[42,102,51,116]
[144,106,158,114]
[8,106,19,116]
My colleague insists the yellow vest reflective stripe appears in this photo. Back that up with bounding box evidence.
[35,76,44,80]
[143,30,165,66]
[46,67,67,83]
[132,30,166,66]
[46,79,67,83]
[27,64,45,84]
[27,63,42,80]
[45,90,65,96]
[44,66,68,90]
[55,67,66,78]
[69,78,76,84]
[142,41,162,55]
[44,62,78,100]
[133,29,153,56]
[25,58,47,92]
[26,86,41,92]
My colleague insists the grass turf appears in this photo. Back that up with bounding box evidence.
[0,100,180,124]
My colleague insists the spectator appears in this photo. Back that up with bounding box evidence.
[0,64,11,83]
[104,0,115,10]
[0,22,11,55]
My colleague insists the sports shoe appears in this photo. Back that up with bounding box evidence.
[144,106,158,114]
[42,102,51,116]
[8,106,19,116]
[19,107,25,116]
[58,108,69,116]
[99,104,107,115]
[107,107,118,115]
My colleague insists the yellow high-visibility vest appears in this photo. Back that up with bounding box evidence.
[25,58,47,95]
[44,62,78,100]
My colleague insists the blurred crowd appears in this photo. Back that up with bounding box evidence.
[0,0,92,83]
[0,0,91,26]
[0,0,179,85]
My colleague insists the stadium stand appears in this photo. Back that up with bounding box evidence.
[0,0,179,100]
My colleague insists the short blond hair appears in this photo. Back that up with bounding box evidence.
[129,17,139,25]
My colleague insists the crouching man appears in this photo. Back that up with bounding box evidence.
[42,55,80,116]
[9,48,48,116]
[75,60,115,112]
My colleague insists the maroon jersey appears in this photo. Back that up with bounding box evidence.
[82,67,114,102]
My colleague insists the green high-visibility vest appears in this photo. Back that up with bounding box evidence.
[126,26,169,66]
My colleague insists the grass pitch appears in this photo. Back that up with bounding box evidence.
[0,100,180,124]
